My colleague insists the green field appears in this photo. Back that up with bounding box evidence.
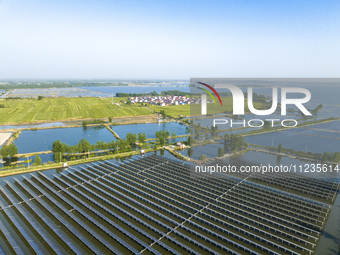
[0,97,155,124]
[151,104,191,118]
[0,96,264,124]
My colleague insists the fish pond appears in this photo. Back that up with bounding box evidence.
[244,126,339,154]
[111,122,188,140]
[14,126,116,154]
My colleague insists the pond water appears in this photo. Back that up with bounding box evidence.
[293,127,340,139]
[234,150,340,181]
[306,120,340,131]
[0,153,55,169]
[111,122,188,140]
[178,143,225,160]
[315,190,340,255]
[160,136,188,144]
[7,87,112,98]
[193,80,339,119]
[36,153,55,164]
[237,82,340,119]
[216,127,260,137]
[192,115,310,132]
[11,122,189,155]
[82,85,190,95]
[14,126,116,154]
[244,128,339,154]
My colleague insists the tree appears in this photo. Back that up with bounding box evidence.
[277,143,283,153]
[8,144,18,158]
[171,132,176,143]
[218,148,224,157]
[108,117,112,123]
[116,93,129,97]
[155,130,170,146]
[199,154,207,160]
[132,133,137,144]
[138,132,147,143]
[228,134,245,151]
[116,139,125,153]
[263,120,272,129]
[52,140,61,152]
[52,140,67,153]
[186,136,191,146]
[82,121,87,129]
[1,144,18,158]
[35,155,42,165]
[38,96,44,100]
[108,140,116,151]
[210,125,218,138]
[126,133,137,144]
[276,155,282,164]
[332,152,340,162]
[78,139,91,153]
[194,127,200,136]
[0,145,9,158]
[159,110,166,119]
[96,141,106,150]
[54,152,63,163]
[187,148,193,158]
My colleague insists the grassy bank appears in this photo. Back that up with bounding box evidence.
[242,117,339,137]
[0,148,156,177]
[5,130,21,145]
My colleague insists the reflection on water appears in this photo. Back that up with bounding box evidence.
[315,191,340,255]
[82,85,190,95]
[111,122,188,139]
[14,126,116,154]
[235,150,340,181]
[178,143,225,160]
[244,128,339,153]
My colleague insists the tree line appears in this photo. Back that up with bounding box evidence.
[253,143,340,163]
[224,134,247,152]
[52,132,148,162]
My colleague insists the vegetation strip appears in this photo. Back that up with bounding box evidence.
[0,149,156,177]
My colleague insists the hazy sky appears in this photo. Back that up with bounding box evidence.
[0,0,339,79]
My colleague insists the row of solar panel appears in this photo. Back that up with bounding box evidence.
[85,160,313,254]
[136,155,328,221]
[102,159,316,252]
[0,154,330,254]
[149,155,331,213]
[216,157,339,201]
[125,158,326,228]
[66,165,242,254]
